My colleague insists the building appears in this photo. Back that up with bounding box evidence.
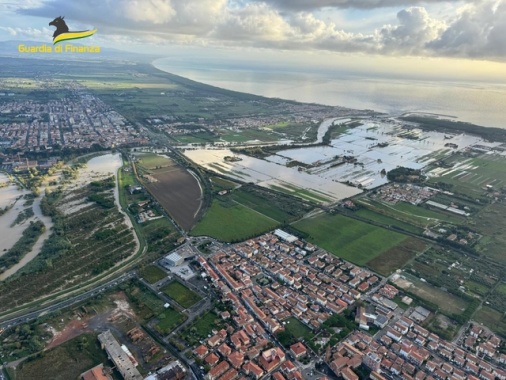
[143,361,186,380]
[80,364,112,380]
[290,342,308,359]
[98,330,143,380]
[164,252,184,267]
[274,229,298,243]
[364,352,381,372]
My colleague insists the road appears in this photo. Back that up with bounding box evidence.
[0,271,135,331]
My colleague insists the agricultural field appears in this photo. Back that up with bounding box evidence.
[393,273,469,315]
[293,213,409,266]
[223,184,314,224]
[139,265,167,284]
[210,176,238,191]
[118,163,180,259]
[160,281,202,309]
[354,207,423,234]
[474,306,506,338]
[428,153,506,198]
[472,202,506,264]
[366,238,426,276]
[135,153,173,170]
[358,198,464,228]
[191,199,279,242]
[5,333,115,380]
[140,158,202,231]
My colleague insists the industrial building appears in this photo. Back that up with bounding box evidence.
[98,330,143,380]
[164,252,184,267]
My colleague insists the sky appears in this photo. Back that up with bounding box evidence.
[1,0,506,81]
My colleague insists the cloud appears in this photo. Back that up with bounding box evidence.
[17,0,228,35]
[428,0,506,58]
[10,0,506,60]
[379,7,447,54]
[0,26,52,40]
[248,0,462,11]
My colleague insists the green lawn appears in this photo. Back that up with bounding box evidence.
[191,199,279,242]
[191,311,220,337]
[139,265,167,284]
[285,317,314,341]
[293,213,408,265]
[160,281,202,309]
[155,308,186,335]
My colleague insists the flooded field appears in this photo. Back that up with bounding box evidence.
[0,190,54,280]
[184,118,488,201]
[269,120,484,189]
[0,173,32,256]
[0,153,138,281]
[184,148,362,203]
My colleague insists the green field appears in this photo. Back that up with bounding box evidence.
[193,311,219,336]
[123,280,165,322]
[355,207,423,234]
[397,274,469,315]
[285,317,314,341]
[465,280,491,297]
[473,202,506,264]
[366,238,426,276]
[6,333,112,380]
[211,176,238,191]
[139,265,167,284]
[136,153,173,170]
[429,154,506,197]
[191,199,279,242]
[269,184,332,203]
[160,281,202,309]
[360,198,462,227]
[154,308,186,335]
[474,306,506,338]
[219,128,280,143]
[293,213,408,265]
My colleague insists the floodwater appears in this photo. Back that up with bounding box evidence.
[64,152,139,253]
[184,148,362,202]
[184,119,488,199]
[0,153,139,281]
[0,188,54,280]
[269,120,485,189]
[0,173,31,255]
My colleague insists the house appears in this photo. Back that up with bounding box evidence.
[206,361,230,380]
[205,353,220,367]
[290,342,307,359]
[194,344,209,359]
[242,362,263,379]
[342,367,359,380]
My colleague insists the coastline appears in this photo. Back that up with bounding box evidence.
[152,58,506,130]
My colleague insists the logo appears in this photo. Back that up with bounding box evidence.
[49,16,97,45]
[17,16,100,53]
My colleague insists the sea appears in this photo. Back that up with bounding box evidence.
[153,58,506,130]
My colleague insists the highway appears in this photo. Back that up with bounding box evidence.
[0,271,136,331]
